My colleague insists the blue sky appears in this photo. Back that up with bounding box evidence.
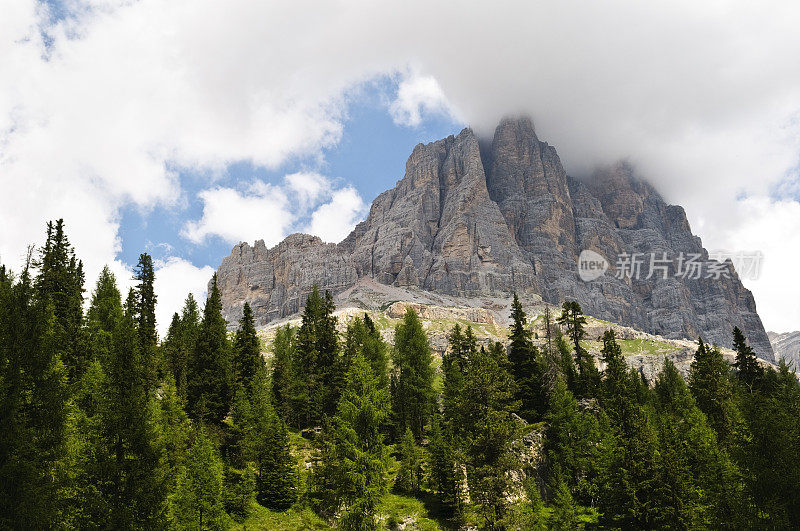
[116,80,463,269]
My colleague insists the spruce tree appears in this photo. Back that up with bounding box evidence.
[689,338,740,445]
[171,428,225,530]
[232,302,263,395]
[442,324,471,436]
[391,308,435,439]
[187,274,232,424]
[249,365,297,510]
[395,427,423,493]
[0,262,71,528]
[312,352,389,528]
[271,324,296,423]
[293,286,339,427]
[176,294,200,399]
[733,326,763,391]
[557,301,600,397]
[344,313,389,390]
[34,218,86,382]
[134,253,158,389]
[428,415,465,521]
[507,294,547,420]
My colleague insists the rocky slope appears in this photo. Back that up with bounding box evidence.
[215,117,772,360]
[769,331,800,370]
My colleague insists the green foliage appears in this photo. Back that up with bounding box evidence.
[232,302,263,395]
[689,338,741,445]
[188,274,232,424]
[171,428,226,530]
[733,326,764,391]
[391,308,435,439]
[271,324,296,423]
[312,352,390,528]
[557,301,600,397]
[293,286,340,427]
[395,427,424,494]
[508,294,548,421]
[344,313,389,391]
[0,263,71,528]
[134,252,158,389]
[224,465,256,521]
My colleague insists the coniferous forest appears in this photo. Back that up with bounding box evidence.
[3,220,800,530]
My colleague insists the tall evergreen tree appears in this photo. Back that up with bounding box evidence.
[134,253,158,389]
[395,427,424,493]
[271,324,296,423]
[171,428,225,530]
[391,308,435,439]
[689,338,740,445]
[232,302,263,395]
[293,286,340,427]
[34,219,86,382]
[0,262,71,528]
[343,313,389,390]
[507,294,548,421]
[248,365,297,510]
[557,301,600,397]
[312,352,389,529]
[733,326,763,392]
[187,274,232,424]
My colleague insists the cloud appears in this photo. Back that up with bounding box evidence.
[184,173,367,246]
[153,257,215,336]
[306,187,367,243]
[390,70,459,127]
[2,0,800,331]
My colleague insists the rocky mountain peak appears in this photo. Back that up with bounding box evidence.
[214,116,774,360]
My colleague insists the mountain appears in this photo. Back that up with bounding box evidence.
[214,117,773,360]
[769,330,800,370]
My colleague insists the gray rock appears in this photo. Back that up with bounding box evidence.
[769,331,800,370]
[214,117,774,361]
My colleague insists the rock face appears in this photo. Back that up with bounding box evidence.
[214,117,773,360]
[769,331,800,370]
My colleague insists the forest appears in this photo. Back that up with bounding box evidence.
[2,219,800,530]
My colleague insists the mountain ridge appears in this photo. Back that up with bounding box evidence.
[214,117,773,360]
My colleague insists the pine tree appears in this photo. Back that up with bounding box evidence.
[344,313,389,390]
[733,326,763,392]
[544,376,603,505]
[293,286,340,427]
[34,218,86,382]
[312,352,389,528]
[271,324,296,423]
[134,253,158,389]
[171,428,225,530]
[249,366,297,510]
[442,324,473,436]
[232,302,263,395]
[395,427,423,493]
[507,294,547,421]
[156,373,190,505]
[176,294,200,399]
[187,274,232,424]
[428,416,466,522]
[0,261,71,528]
[557,301,600,397]
[689,338,740,445]
[391,308,435,439]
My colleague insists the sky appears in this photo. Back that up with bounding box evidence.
[2,0,799,335]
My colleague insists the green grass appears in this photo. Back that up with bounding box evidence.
[580,337,680,356]
[377,493,444,530]
[232,505,329,530]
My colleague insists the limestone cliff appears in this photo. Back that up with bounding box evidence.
[214,117,773,360]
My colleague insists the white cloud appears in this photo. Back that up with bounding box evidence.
[390,70,459,127]
[2,0,800,332]
[184,173,367,246]
[307,187,367,243]
[153,257,215,336]
[182,182,291,246]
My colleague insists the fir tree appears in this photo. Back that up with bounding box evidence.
[508,294,547,421]
[689,338,740,445]
[232,302,263,395]
[391,308,435,439]
[344,313,389,390]
[271,324,296,423]
[312,352,389,528]
[187,274,232,424]
[249,366,297,510]
[733,326,763,392]
[0,262,71,527]
[34,218,86,382]
[395,427,423,493]
[293,286,339,427]
[134,253,158,389]
[171,428,225,530]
